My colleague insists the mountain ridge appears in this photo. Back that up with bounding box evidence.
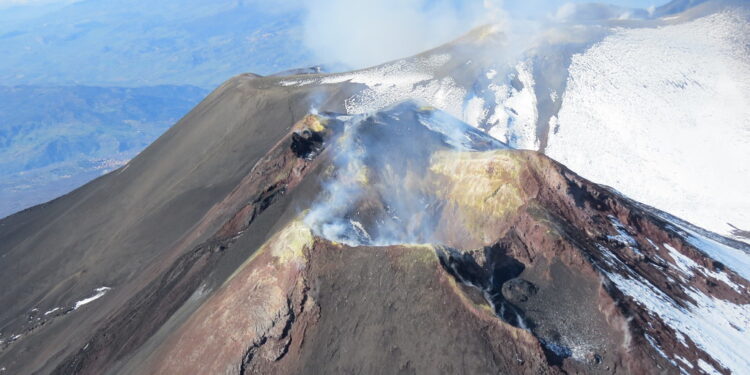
[1,1,749,373]
[1,85,747,374]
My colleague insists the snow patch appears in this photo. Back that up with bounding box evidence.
[462,95,488,128]
[676,355,693,369]
[644,334,676,365]
[485,60,539,149]
[74,287,111,310]
[664,243,743,292]
[598,243,750,374]
[682,226,750,283]
[44,307,60,316]
[349,220,371,242]
[698,359,722,375]
[607,216,638,248]
[344,75,466,119]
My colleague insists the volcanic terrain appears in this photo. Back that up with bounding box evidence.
[1,1,750,374]
[0,79,747,374]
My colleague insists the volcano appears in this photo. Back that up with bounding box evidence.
[0,80,748,374]
[2,1,750,374]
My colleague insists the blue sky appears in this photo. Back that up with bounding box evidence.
[504,0,665,16]
[505,0,664,10]
[0,0,668,11]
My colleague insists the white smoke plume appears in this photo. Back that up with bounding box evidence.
[303,102,506,247]
[301,0,507,69]
[298,0,661,70]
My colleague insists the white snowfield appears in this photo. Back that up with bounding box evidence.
[547,11,750,243]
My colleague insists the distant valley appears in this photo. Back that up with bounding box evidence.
[0,0,317,217]
[0,85,208,217]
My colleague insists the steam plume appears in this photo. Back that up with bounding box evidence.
[301,0,507,69]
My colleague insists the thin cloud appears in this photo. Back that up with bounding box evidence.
[300,0,506,69]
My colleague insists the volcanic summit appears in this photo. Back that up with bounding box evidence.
[1,1,750,374]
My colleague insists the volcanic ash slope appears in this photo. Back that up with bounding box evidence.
[0,70,749,374]
[69,104,750,374]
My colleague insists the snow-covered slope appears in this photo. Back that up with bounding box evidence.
[278,26,544,151]
[547,10,750,242]
[278,2,750,245]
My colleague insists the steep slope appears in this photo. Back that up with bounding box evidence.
[0,74,360,374]
[2,89,747,374]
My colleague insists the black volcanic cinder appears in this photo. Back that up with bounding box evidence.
[291,130,324,160]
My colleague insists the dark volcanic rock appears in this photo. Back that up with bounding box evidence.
[290,131,324,160]
[502,278,538,303]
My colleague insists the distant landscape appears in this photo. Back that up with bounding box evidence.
[0,0,315,217]
[0,85,208,216]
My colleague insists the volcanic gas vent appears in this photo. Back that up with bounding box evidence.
[303,101,508,247]
[291,114,329,159]
[435,244,528,327]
